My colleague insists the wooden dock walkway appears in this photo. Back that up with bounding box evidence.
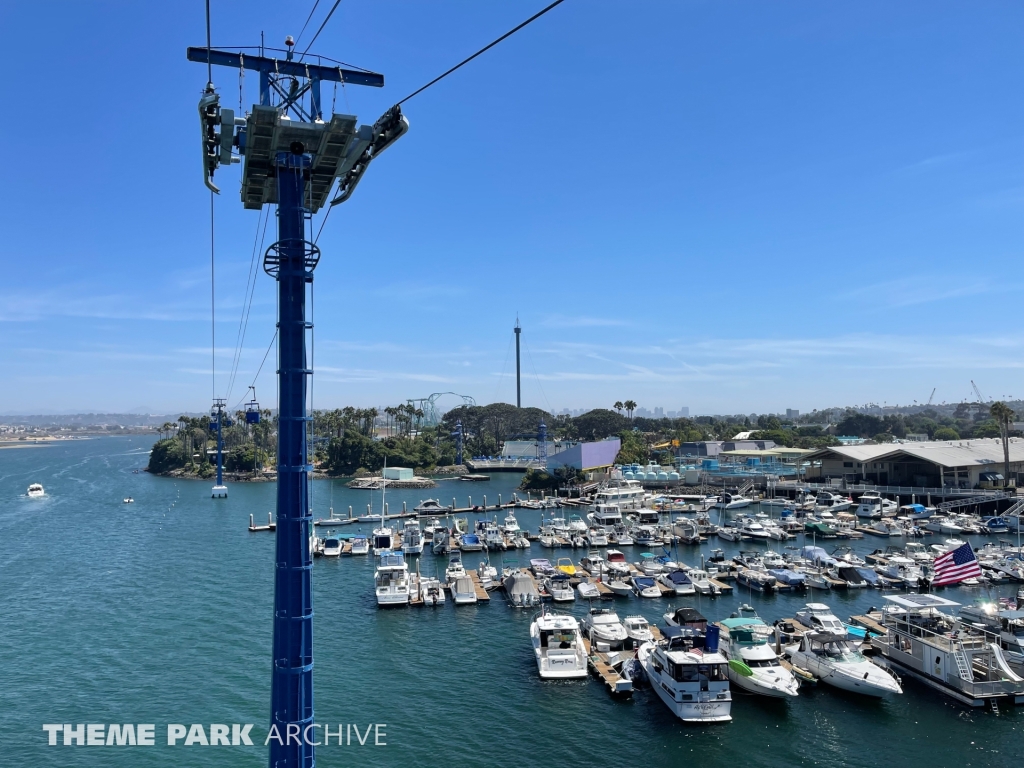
[849,612,887,636]
[709,578,733,594]
[582,638,633,695]
[465,570,491,601]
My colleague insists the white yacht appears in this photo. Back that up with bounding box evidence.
[586,527,609,547]
[814,492,853,513]
[482,520,506,551]
[431,526,451,555]
[595,478,646,508]
[414,499,451,514]
[872,594,1024,707]
[855,497,884,519]
[794,603,847,637]
[631,575,661,598]
[638,616,732,722]
[789,632,901,697]
[739,519,770,539]
[401,519,424,556]
[719,615,800,698]
[321,537,342,557]
[531,611,588,679]
[374,550,411,607]
[580,608,629,651]
[501,512,521,534]
[877,555,931,589]
[623,615,654,645]
[687,569,721,596]
[588,503,624,531]
[544,573,575,602]
[924,516,965,535]
[27,483,44,498]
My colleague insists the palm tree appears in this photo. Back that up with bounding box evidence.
[990,401,1016,487]
[624,400,637,420]
[613,401,624,414]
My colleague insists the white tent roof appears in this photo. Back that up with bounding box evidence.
[803,438,1024,469]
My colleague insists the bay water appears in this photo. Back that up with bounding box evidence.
[2,436,1022,766]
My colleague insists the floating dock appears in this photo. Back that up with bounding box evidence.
[465,570,491,601]
[582,638,633,696]
[248,512,275,532]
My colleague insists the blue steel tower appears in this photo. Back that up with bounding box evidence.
[188,38,408,768]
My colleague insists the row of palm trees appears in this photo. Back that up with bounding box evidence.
[613,400,638,419]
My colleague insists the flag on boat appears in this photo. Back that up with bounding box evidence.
[932,541,982,586]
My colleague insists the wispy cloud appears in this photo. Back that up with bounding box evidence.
[839,277,1020,309]
[539,314,628,328]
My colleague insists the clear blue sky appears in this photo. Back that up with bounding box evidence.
[1,1,1021,416]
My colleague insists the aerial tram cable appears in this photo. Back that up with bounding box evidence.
[294,0,322,48]
[396,0,567,106]
[301,0,344,58]
[226,207,271,404]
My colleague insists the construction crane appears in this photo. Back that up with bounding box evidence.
[971,380,988,404]
[926,388,936,406]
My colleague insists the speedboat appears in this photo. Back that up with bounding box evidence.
[545,573,575,602]
[321,537,342,557]
[658,568,696,596]
[606,578,634,597]
[555,557,577,576]
[878,556,931,589]
[924,516,964,535]
[795,603,846,636]
[577,581,601,600]
[459,533,484,552]
[419,576,445,605]
[530,558,556,577]
[401,519,424,556]
[374,550,411,607]
[631,575,661,598]
[739,519,770,539]
[717,523,743,542]
[623,615,654,645]
[531,611,587,679]
[604,549,630,577]
[815,492,853,513]
[719,614,800,698]
[27,483,44,498]
[872,519,902,537]
[350,536,369,555]
[714,493,752,510]
[638,618,732,722]
[580,608,629,650]
[568,514,588,533]
[123,497,134,504]
[636,553,665,576]
[451,576,478,605]
[736,568,777,593]
[789,632,901,697]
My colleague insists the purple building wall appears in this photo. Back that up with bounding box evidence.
[546,438,621,471]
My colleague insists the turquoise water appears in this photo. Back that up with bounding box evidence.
[2,436,1023,767]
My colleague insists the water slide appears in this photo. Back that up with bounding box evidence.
[989,643,1024,682]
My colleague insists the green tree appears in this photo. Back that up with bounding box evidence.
[990,401,1016,487]
[623,400,637,419]
[873,432,895,443]
[147,438,187,473]
[613,401,624,414]
[933,426,960,441]
[615,430,648,464]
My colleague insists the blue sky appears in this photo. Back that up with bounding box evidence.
[1,1,1022,416]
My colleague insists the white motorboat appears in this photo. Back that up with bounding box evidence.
[814,492,853,513]
[374,550,411,607]
[451,576,478,605]
[27,483,44,498]
[581,608,629,651]
[531,610,588,679]
[594,478,646,508]
[717,523,743,542]
[577,581,601,600]
[877,555,931,589]
[586,528,609,547]
[321,537,342,557]
[794,603,846,637]
[736,568,777,593]
[631,575,661,598]
[802,569,832,590]
[638,614,732,722]
[482,520,506,551]
[623,615,654,645]
[924,516,965,535]
[789,632,901,697]
[855,498,884,519]
[478,560,498,589]
[687,569,721,596]
[401,519,424,556]
[445,551,467,586]
[739,519,771,539]
[350,536,369,555]
[658,568,696,596]
[567,514,588,533]
[719,614,799,698]
[431,526,451,555]
[604,549,630,577]
[545,573,575,602]
[635,553,665,576]
[606,578,633,597]
[871,519,903,537]
[372,525,394,556]
[502,512,521,534]
[418,576,445,606]
[504,568,542,608]
[714,493,752,510]
[123,497,134,504]
[611,523,634,546]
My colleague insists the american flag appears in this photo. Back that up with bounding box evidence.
[932,541,982,586]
